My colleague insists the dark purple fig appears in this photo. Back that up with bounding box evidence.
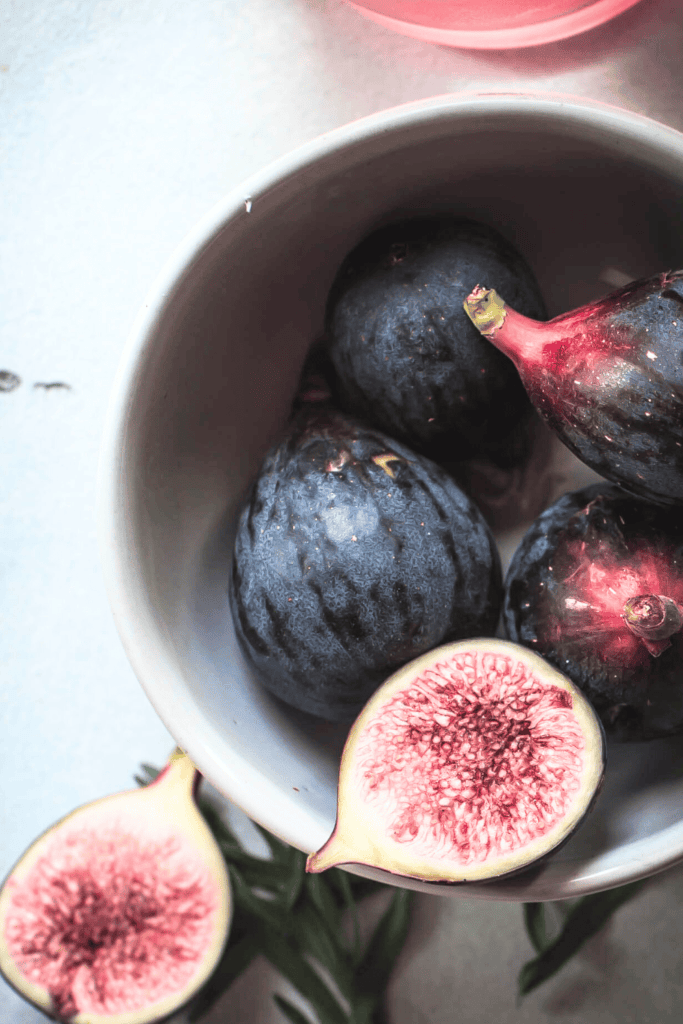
[229,408,502,722]
[464,272,683,506]
[307,639,605,883]
[503,483,683,740]
[324,217,546,467]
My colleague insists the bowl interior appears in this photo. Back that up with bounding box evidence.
[109,97,683,899]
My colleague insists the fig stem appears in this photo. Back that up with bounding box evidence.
[622,594,683,656]
[463,284,507,337]
[154,747,200,799]
[463,285,559,367]
[306,833,354,874]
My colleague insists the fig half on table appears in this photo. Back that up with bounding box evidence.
[0,750,231,1024]
[307,639,605,884]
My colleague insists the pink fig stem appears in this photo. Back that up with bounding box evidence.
[463,285,561,368]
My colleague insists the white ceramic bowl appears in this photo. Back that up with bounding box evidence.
[100,92,683,901]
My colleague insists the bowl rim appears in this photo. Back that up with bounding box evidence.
[98,90,683,900]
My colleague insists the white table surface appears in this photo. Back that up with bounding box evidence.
[4,1,683,1021]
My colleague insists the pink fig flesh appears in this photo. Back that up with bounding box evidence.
[307,639,604,884]
[0,750,231,1024]
[464,272,683,506]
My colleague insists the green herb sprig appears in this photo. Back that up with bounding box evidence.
[519,880,648,996]
[136,760,653,1017]
[135,763,413,1024]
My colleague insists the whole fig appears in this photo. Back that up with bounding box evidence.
[229,408,502,721]
[325,217,546,466]
[503,483,683,740]
[464,271,683,506]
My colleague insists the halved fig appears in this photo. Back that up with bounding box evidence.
[307,639,605,884]
[0,749,231,1024]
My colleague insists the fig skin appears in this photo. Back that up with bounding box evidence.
[0,750,231,1024]
[464,271,683,506]
[503,483,683,740]
[324,217,546,467]
[307,639,605,884]
[229,407,503,722]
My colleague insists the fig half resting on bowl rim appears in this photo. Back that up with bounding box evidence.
[307,639,605,884]
[0,749,232,1024]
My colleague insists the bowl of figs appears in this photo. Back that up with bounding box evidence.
[100,92,683,901]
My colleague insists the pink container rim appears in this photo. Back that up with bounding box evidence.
[343,0,645,49]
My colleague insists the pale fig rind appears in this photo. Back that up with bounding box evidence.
[0,750,232,1024]
[307,640,605,884]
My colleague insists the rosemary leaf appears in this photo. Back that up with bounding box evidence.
[522,902,549,954]
[138,762,161,782]
[276,845,307,911]
[253,820,293,858]
[290,901,354,1000]
[228,863,291,934]
[338,875,388,904]
[257,923,350,1024]
[518,880,648,996]
[273,994,318,1024]
[304,873,343,934]
[355,889,414,998]
[332,869,362,966]
[231,857,300,894]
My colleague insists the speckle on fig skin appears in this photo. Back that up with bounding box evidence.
[229,408,502,722]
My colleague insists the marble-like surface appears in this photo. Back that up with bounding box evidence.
[3,0,683,1020]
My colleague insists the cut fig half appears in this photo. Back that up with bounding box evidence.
[307,639,605,884]
[0,749,231,1024]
